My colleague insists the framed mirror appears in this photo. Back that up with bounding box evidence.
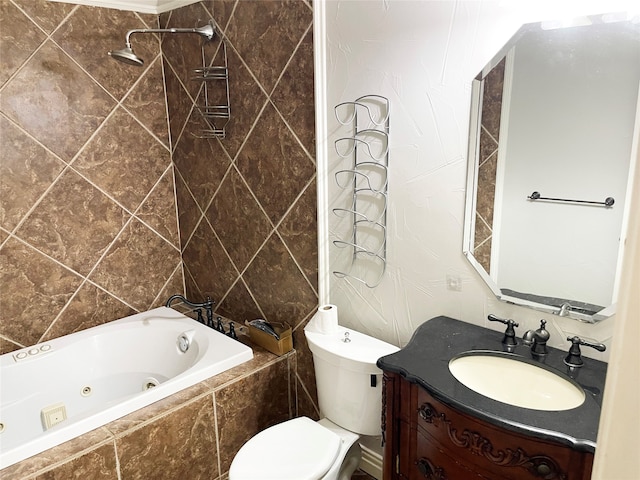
[463,13,640,322]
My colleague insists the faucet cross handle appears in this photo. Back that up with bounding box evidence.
[487,314,519,349]
[564,336,606,368]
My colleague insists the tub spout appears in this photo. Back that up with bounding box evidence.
[165,294,215,326]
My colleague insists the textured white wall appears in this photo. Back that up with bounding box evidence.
[315,2,640,475]
[317,0,638,360]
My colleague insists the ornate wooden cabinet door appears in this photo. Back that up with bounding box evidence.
[382,372,594,480]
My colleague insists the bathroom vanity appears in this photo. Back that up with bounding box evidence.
[377,317,607,480]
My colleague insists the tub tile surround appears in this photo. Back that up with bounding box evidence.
[1,0,319,402]
[163,0,320,413]
[33,444,118,480]
[1,40,116,161]
[117,396,219,480]
[2,0,321,477]
[215,356,291,473]
[0,1,182,350]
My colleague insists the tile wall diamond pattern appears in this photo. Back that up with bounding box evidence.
[1,3,320,469]
[0,115,66,231]
[165,1,318,322]
[121,56,171,147]
[0,1,182,352]
[15,168,130,276]
[172,110,232,212]
[271,29,316,155]
[204,166,272,271]
[209,41,269,160]
[224,0,312,95]
[165,0,319,415]
[235,102,316,224]
[0,1,47,87]
[0,237,83,346]
[474,57,505,272]
[1,40,117,162]
[51,6,161,101]
[72,107,171,212]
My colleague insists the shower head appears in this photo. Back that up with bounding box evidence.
[108,21,216,67]
[108,45,145,66]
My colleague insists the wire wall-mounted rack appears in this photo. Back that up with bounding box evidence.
[192,41,230,139]
[332,95,390,288]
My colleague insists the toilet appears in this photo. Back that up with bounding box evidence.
[229,324,399,480]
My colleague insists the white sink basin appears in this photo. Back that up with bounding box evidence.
[449,352,585,411]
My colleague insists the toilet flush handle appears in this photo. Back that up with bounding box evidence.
[343,332,351,343]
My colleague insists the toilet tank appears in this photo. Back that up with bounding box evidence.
[304,327,399,436]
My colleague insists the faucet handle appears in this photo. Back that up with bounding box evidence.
[488,314,515,326]
[487,314,519,348]
[564,336,606,367]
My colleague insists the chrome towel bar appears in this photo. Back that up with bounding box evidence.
[527,191,615,207]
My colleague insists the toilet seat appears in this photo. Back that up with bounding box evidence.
[229,417,342,480]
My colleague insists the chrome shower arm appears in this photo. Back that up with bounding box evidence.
[110,21,216,66]
[124,22,215,47]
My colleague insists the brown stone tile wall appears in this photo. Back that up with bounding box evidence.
[162,0,319,415]
[0,1,182,350]
[1,0,320,475]
[1,0,318,408]
[474,57,506,272]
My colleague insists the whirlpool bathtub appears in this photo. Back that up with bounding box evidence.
[0,307,253,469]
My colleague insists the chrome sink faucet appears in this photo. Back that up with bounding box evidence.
[523,319,550,356]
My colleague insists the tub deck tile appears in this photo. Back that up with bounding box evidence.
[103,382,214,436]
[116,395,218,480]
[215,357,291,473]
[0,427,113,480]
[32,443,118,480]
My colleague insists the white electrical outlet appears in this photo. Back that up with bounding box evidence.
[446,274,463,292]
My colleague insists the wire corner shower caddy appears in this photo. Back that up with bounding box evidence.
[332,95,390,288]
[192,40,231,139]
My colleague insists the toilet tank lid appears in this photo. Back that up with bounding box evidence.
[305,327,399,366]
[229,417,341,480]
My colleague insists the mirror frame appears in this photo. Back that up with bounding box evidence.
[463,16,639,323]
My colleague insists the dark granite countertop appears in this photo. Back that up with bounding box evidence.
[377,316,608,453]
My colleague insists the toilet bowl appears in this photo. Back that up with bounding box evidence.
[229,417,360,480]
[229,325,399,480]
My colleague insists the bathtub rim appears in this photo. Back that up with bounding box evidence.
[0,306,253,470]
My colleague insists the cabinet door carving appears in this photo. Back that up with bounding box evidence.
[418,401,566,479]
[415,457,447,479]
